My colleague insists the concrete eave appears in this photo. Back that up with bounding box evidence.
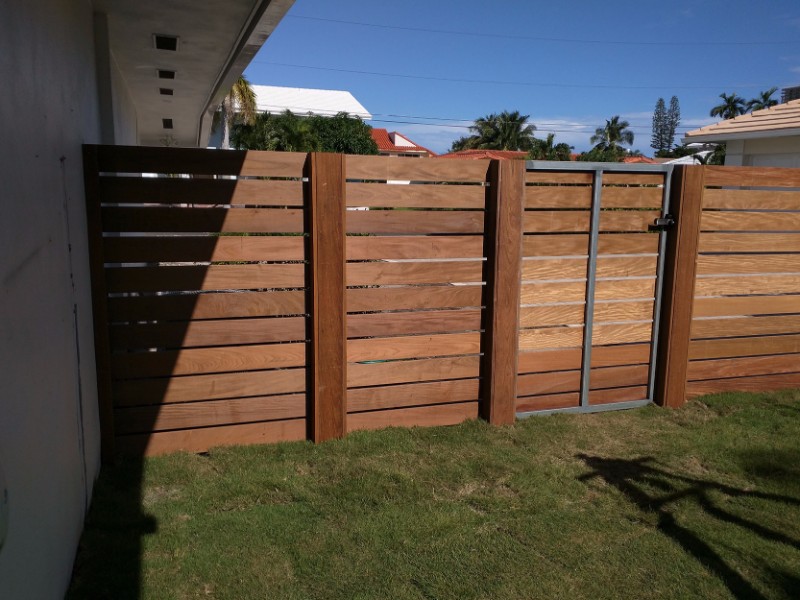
[683,128,800,144]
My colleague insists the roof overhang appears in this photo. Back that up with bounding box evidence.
[95,0,294,147]
[684,128,800,144]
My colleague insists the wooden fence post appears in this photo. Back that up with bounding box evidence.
[305,152,347,441]
[480,159,524,425]
[654,165,705,408]
[82,145,116,463]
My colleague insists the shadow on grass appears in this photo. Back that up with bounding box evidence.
[577,454,800,600]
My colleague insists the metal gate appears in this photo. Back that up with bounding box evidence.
[516,162,673,416]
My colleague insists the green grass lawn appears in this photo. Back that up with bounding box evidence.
[69,390,800,600]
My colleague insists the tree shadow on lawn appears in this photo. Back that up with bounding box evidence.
[577,454,800,600]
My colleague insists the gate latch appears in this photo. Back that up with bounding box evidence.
[649,214,675,231]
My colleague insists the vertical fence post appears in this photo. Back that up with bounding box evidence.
[304,152,347,441]
[82,145,116,464]
[480,159,524,425]
[654,165,705,408]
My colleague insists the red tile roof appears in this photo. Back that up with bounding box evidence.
[437,149,528,160]
[622,156,658,164]
[370,128,436,156]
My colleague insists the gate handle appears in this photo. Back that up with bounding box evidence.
[649,214,675,231]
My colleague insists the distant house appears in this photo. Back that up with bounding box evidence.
[438,149,528,160]
[370,128,436,157]
[683,99,800,167]
[622,156,658,164]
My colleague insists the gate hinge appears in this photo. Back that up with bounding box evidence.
[649,214,675,231]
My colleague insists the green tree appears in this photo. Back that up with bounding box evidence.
[747,87,778,112]
[454,110,537,152]
[529,133,573,161]
[448,135,479,152]
[710,92,746,120]
[577,145,625,162]
[307,113,378,154]
[666,96,680,152]
[219,76,257,150]
[651,98,667,155]
[590,116,634,153]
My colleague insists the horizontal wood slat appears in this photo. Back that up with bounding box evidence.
[347,401,478,432]
[105,264,305,293]
[348,356,480,388]
[601,186,663,208]
[346,183,485,208]
[521,256,657,281]
[346,155,490,182]
[523,234,658,257]
[347,285,483,312]
[603,173,665,186]
[523,211,659,233]
[701,211,800,232]
[102,207,304,233]
[517,364,648,396]
[108,291,305,321]
[99,176,303,206]
[696,254,800,276]
[691,315,800,339]
[348,309,482,338]
[113,368,307,406]
[687,353,800,381]
[692,294,800,318]
[348,379,479,413]
[347,260,483,286]
[525,172,593,184]
[702,189,800,210]
[348,332,481,362]
[694,275,800,297]
[103,236,305,263]
[525,186,591,208]
[699,233,800,253]
[519,301,654,328]
[521,278,655,304]
[689,334,800,360]
[517,343,651,374]
[114,394,306,434]
[588,386,648,405]
[347,235,483,260]
[703,166,800,188]
[346,210,484,234]
[686,372,800,398]
[518,322,652,350]
[517,392,579,412]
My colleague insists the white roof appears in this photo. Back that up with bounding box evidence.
[251,85,371,119]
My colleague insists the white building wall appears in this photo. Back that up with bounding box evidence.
[0,0,103,597]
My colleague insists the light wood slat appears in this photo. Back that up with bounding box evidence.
[347,235,483,260]
[517,392,579,411]
[519,301,654,327]
[517,343,651,374]
[686,372,800,398]
[590,365,649,390]
[346,210,484,234]
[699,233,800,253]
[346,260,484,286]
[348,332,481,362]
[696,254,800,276]
[347,309,482,338]
[523,233,658,257]
[347,379,479,412]
[105,264,305,293]
[102,207,304,233]
[523,211,589,233]
[110,317,306,350]
[519,326,584,350]
[602,186,663,208]
[116,418,307,456]
[691,315,800,339]
[687,354,800,381]
[347,285,483,312]
[524,187,591,209]
[111,342,306,379]
[521,256,657,281]
[603,173,665,185]
[346,154,490,182]
[525,172,593,184]
[701,211,800,232]
[348,356,480,387]
[347,401,479,432]
[114,394,306,434]
[592,322,652,345]
[98,177,304,206]
[108,290,305,321]
[346,182,485,208]
[599,211,660,232]
[95,146,307,177]
[588,386,648,405]
[593,301,655,323]
[694,275,800,297]
[703,189,800,210]
[703,166,800,188]
[518,369,580,396]
[692,295,800,318]
[113,368,306,406]
[521,278,655,304]
[689,334,800,360]
[103,236,305,263]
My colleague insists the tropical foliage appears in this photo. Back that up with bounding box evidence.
[589,116,634,154]
[747,87,779,112]
[528,133,573,161]
[449,110,537,152]
[709,92,747,120]
[218,76,257,150]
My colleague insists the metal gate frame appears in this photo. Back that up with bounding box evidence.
[517,161,674,417]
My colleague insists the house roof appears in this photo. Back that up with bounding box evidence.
[622,156,658,164]
[684,99,800,143]
[438,149,528,160]
[370,129,436,156]
[251,85,371,119]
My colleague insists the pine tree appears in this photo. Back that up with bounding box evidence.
[666,96,680,152]
[651,98,667,154]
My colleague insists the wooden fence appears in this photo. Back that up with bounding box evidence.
[83,145,800,459]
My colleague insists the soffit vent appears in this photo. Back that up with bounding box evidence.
[154,35,179,51]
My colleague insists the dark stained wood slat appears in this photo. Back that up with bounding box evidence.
[347,379,479,412]
[102,206,304,233]
[348,332,481,362]
[686,372,800,398]
[516,392,579,412]
[346,182,485,208]
[687,353,800,381]
[689,334,800,360]
[517,343,651,374]
[103,236,305,263]
[347,309,482,338]
[588,386,648,405]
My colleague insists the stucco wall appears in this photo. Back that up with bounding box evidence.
[0,0,102,597]
[724,136,800,168]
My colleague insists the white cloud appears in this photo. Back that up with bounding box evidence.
[790,66,800,74]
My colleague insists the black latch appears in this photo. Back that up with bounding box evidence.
[649,214,675,231]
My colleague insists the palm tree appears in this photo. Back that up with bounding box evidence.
[220,75,257,149]
[747,87,779,112]
[590,116,634,152]
[468,110,537,151]
[709,93,746,120]
[529,133,573,161]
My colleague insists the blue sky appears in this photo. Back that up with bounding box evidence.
[244,0,800,154]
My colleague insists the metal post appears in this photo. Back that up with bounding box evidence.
[579,169,603,407]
